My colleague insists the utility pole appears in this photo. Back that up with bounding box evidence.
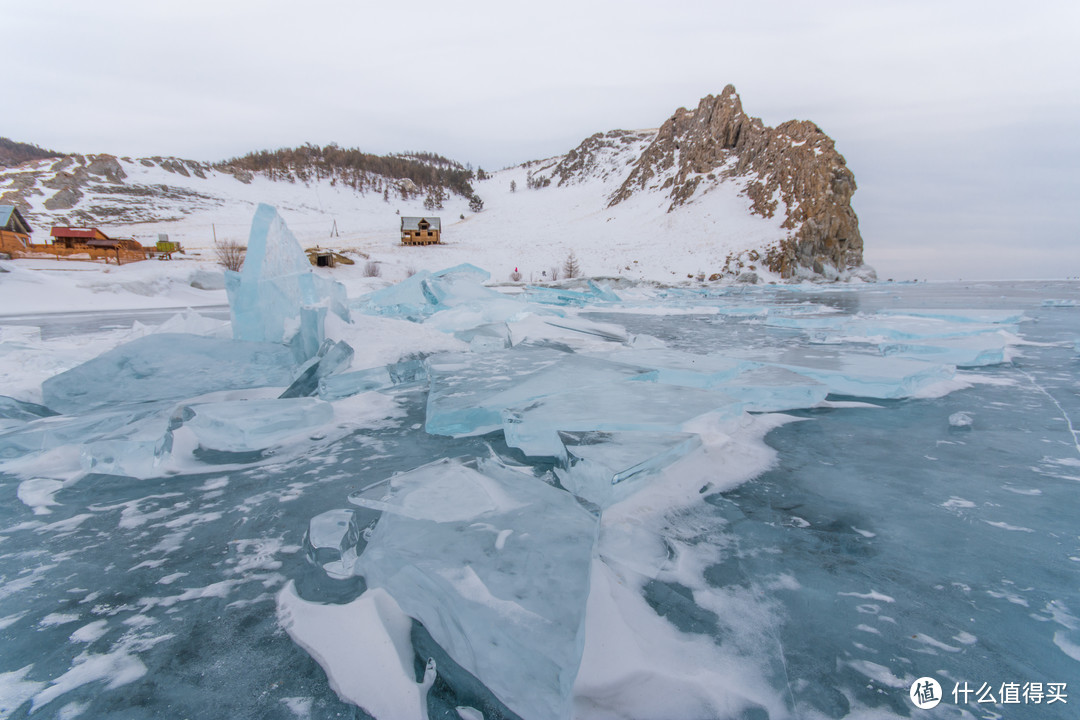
[330,219,339,238]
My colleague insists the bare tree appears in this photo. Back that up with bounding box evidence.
[214,238,246,271]
[562,251,581,279]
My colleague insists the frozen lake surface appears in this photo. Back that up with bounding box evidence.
[1,268,1078,719]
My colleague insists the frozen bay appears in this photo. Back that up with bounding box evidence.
[1,240,1078,719]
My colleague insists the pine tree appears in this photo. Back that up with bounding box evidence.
[510,180,517,193]
[468,195,484,213]
[563,251,581,279]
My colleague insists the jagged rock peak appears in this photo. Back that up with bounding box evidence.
[610,85,867,278]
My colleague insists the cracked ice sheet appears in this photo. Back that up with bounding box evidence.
[556,431,703,508]
[425,347,655,438]
[877,333,1012,367]
[502,381,743,458]
[40,333,296,414]
[595,348,828,412]
[349,457,598,720]
[505,313,630,349]
[574,412,801,719]
[723,345,956,399]
[0,391,403,483]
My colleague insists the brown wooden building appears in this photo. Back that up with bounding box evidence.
[51,226,112,249]
[47,226,149,263]
[401,216,441,245]
[0,205,32,255]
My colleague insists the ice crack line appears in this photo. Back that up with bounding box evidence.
[1019,369,1080,456]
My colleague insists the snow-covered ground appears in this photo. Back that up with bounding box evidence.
[5,141,792,286]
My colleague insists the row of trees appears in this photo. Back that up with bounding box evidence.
[221,143,481,203]
[0,137,64,168]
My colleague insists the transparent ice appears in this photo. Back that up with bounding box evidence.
[226,203,350,360]
[1,248,1078,720]
[40,333,295,413]
[349,457,597,720]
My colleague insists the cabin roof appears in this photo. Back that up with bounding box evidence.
[51,227,110,240]
[0,205,32,234]
[400,216,441,232]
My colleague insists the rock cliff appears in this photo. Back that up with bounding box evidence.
[608,85,867,279]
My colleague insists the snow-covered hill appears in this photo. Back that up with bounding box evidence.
[0,88,874,284]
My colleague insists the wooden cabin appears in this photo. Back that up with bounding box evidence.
[0,205,32,255]
[47,226,149,264]
[401,216,441,245]
[50,226,112,249]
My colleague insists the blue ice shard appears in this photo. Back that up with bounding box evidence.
[355,264,506,321]
[763,351,954,399]
[226,204,349,360]
[317,357,428,401]
[502,382,742,458]
[556,430,702,506]
[41,334,295,414]
[0,404,170,463]
[349,457,597,720]
[520,281,620,307]
[279,339,355,398]
[425,347,654,438]
[0,396,57,423]
[878,334,1009,367]
[179,397,334,452]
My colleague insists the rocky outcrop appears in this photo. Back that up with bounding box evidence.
[44,185,84,210]
[551,130,655,186]
[86,154,127,183]
[609,85,866,278]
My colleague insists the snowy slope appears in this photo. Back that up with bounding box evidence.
[2,138,793,284]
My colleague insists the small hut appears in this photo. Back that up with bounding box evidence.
[0,205,32,255]
[400,217,441,245]
[305,247,355,268]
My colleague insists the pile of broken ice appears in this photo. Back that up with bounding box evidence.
[0,205,1026,720]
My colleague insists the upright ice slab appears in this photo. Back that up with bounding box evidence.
[350,457,598,720]
[226,204,349,360]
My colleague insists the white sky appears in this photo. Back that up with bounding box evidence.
[4,0,1078,280]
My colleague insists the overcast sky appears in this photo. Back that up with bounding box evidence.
[4,0,1078,280]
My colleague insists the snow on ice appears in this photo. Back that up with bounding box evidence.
[0,206,1078,720]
